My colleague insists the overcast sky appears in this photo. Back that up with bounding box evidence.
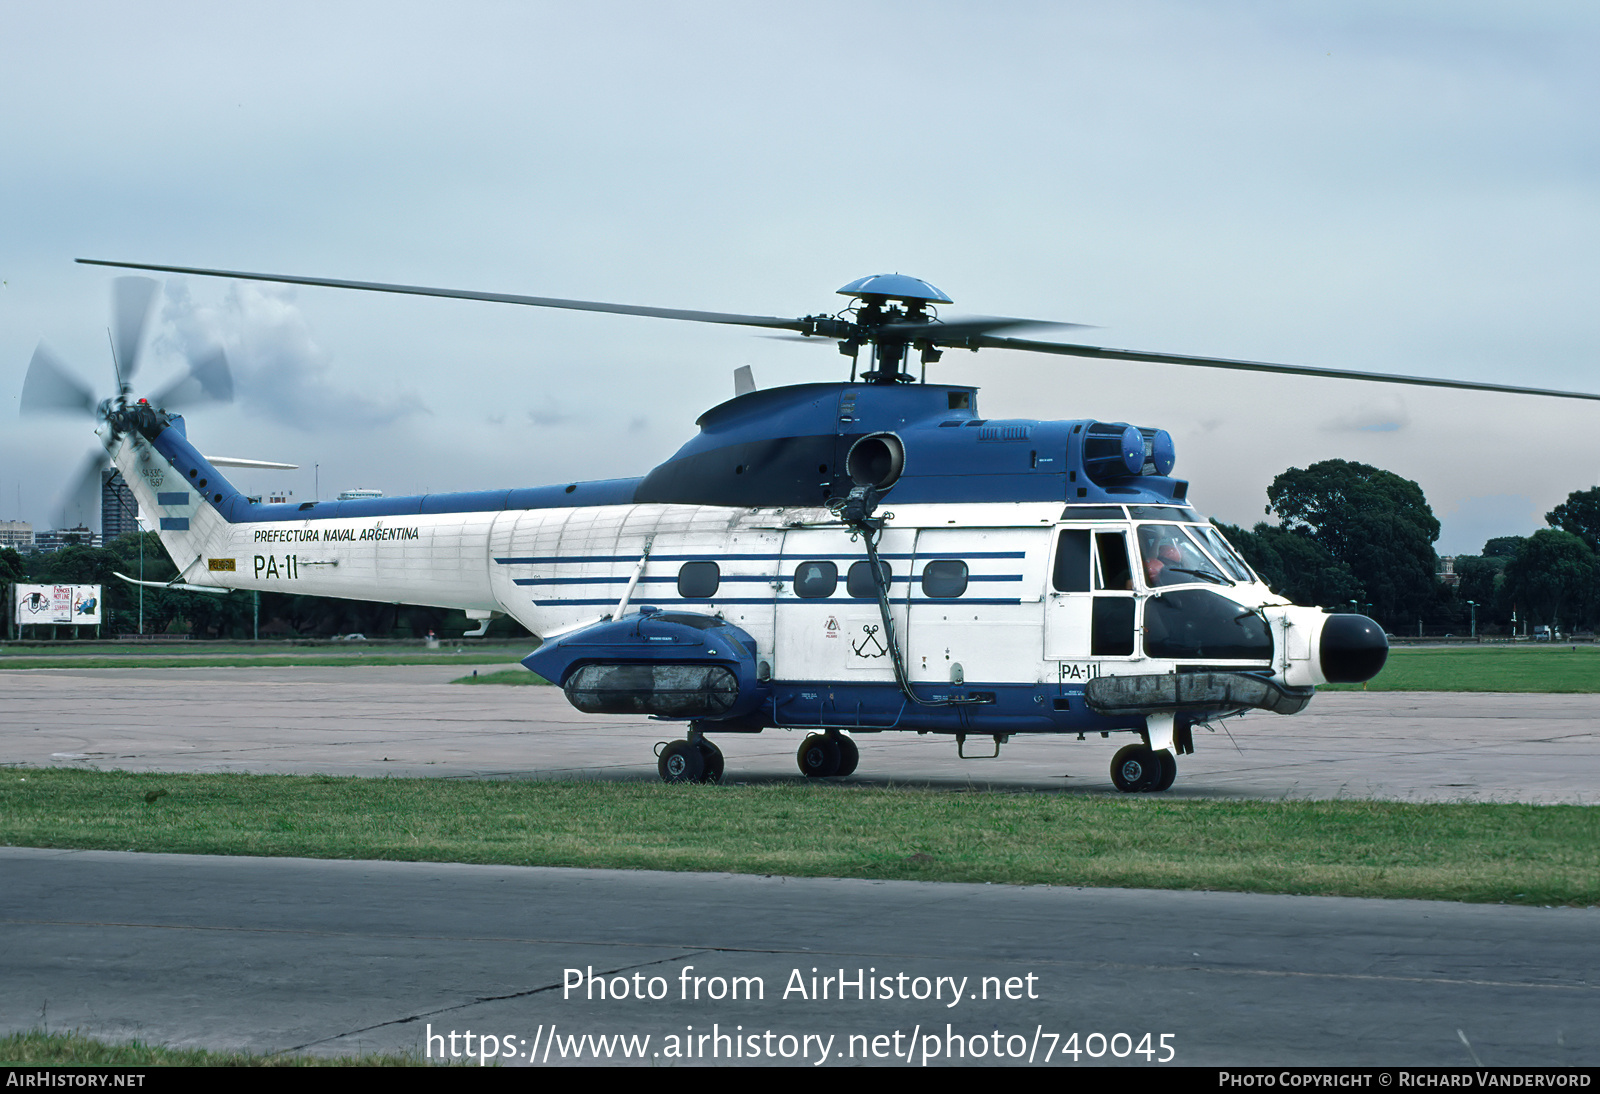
[4,1,1597,554]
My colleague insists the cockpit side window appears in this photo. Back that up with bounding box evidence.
[1053,529,1092,592]
[1094,532,1132,591]
[1195,525,1255,583]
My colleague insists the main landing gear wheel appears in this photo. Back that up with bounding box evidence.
[797,733,842,777]
[697,739,725,783]
[1152,749,1177,792]
[834,734,860,777]
[658,739,706,784]
[1110,745,1165,793]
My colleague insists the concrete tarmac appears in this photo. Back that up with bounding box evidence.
[3,665,1598,801]
[2,665,1597,1066]
[3,848,1595,1067]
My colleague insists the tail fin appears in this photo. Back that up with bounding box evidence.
[111,414,246,589]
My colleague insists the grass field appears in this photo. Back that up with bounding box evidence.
[1322,644,1600,692]
[4,768,1594,906]
[452,668,548,684]
[0,1030,420,1067]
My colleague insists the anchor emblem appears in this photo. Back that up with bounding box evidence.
[851,623,888,658]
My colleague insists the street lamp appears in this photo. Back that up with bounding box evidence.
[1467,600,1477,639]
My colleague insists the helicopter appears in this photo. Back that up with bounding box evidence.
[23,259,1600,791]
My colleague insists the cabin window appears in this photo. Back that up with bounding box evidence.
[921,560,968,598]
[1052,529,1092,592]
[847,560,891,599]
[793,560,837,598]
[676,561,720,598]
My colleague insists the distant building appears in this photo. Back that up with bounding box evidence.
[245,488,295,505]
[102,470,139,543]
[0,520,33,551]
[1436,556,1460,587]
[337,488,384,501]
[35,526,101,553]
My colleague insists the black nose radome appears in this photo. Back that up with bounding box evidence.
[1321,614,1388,683]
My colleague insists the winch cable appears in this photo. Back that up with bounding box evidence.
[838,499,991,709]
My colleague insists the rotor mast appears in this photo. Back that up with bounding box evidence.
[807,274,955,385]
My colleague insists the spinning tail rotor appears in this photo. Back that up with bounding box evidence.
[19,277,235,527]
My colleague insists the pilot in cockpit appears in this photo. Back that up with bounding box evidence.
[1139,527,1185,588]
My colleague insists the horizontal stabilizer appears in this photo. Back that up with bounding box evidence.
[202,455,300,470]
[114,572,231,595]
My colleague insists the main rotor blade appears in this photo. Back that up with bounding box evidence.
[112,276,160,384]
[58,447,110,530]
[877,316,1089,342]
[148,347,234,410]
[79,259,811,333]
[158,346,234,410]
[974,334,1600,402]
[21,344,98,417]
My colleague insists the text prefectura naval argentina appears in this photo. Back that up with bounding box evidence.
[253,527,420,542]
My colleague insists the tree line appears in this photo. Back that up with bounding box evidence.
[7,466,1598,639]
[1217,459,1600,636]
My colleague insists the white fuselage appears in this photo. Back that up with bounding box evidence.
[116,415,1327,692]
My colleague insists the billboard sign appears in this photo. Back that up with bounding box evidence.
[14,584,101,625]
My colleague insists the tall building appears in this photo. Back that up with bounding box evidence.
[0,520,32,551]
[102,470,139,543]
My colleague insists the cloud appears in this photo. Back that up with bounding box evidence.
[1322,396,1411,434]
[527,397,574,427]
[157,281,424,432]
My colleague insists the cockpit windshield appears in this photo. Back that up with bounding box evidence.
[1132,521,1259,588]
[1136,524,1232,588]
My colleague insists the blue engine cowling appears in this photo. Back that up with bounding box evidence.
[521,608,768,721]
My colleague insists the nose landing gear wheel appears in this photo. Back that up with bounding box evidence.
[1110,745,1164,793]
[659,739,706,784]
[797,734,842,777]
